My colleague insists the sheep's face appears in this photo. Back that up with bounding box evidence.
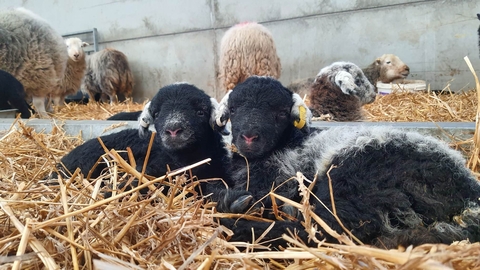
[377,54,410,83]
[141,83,214,151]
[65,38,88,62]
[320,62,377,105]
[226,77,299,159]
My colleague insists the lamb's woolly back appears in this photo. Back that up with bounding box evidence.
[223,123,480,248]
[219,22,281,91]
[276,126,471,178]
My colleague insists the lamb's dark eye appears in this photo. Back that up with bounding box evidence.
[278,111,288,118]
[229,107,235,115]
[197,110,205,116]
[154,111,160,118]
[386,61,391,64]
[355,79,362,86]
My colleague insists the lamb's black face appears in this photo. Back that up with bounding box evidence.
[229,77,294,159]
[149,83,213,151]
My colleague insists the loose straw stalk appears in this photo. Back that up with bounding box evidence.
[464,56,480,172]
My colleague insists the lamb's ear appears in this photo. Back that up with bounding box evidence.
[213,90,232,132]
[210,97,230,136]
[334,70,356,96]
[82,42,90,47]
[138,101,153,139]
[291,93,312,133]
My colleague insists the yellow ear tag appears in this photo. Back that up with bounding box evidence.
[293,105,307,129]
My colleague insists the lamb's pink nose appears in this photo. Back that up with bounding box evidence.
[242,135,258,144]
[166,128,182,137]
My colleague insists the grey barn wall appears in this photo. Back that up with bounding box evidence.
[1,0,479,101]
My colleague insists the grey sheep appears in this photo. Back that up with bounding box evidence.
[82,48,134,103]
[0,7,67,118]
[308,61,376,121]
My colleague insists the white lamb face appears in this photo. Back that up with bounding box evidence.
[377,54,410,83]
[325,62,377,105]
[65,37,88,62]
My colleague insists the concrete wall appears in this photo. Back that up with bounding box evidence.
[1,0,479,100]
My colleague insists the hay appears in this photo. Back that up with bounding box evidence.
[363,90,477,122]
[1,114,480,269]
[52,100,146,120]
[1,123,480,269]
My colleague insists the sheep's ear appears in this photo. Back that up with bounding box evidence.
[138,101,153,139]
[375,58,382,65]
[82,42,90,47]
[334,70,356,96]
[291,93,312,133]
[213,90,232,133]
[210,97,230,136]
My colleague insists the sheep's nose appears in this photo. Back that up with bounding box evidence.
[242,134,258,144]
[404,65,410,72]
[166,128,182,137]
[74,53,79,59]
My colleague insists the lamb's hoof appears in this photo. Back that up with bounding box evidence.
[217,190,255,213]
[230,194,253,213]
[282,205,300,220]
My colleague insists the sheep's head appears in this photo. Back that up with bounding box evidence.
[318,61,377,105]
[65,37,88,62]
[375,54,410,83]
[215,76,312,159]
[138,83,225,151]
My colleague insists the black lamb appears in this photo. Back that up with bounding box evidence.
[107,110,143,121]
[51,83,232,198]
[0,69,33,118]
[215,76,480,249]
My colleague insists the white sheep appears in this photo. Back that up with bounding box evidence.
[82,48,134,103]
[50,38,88,106]
[309,61,376,121]
[0,7,67,118]
[362,53,410,87]
[218,22,281,92]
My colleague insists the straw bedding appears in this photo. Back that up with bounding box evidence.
[1,69,480,268]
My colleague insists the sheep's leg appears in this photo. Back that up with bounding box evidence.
[109,94,119,105]
[99,93,109,103]
[87,91,97,104]
[51,95,65,107]
[32,96,49,118]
